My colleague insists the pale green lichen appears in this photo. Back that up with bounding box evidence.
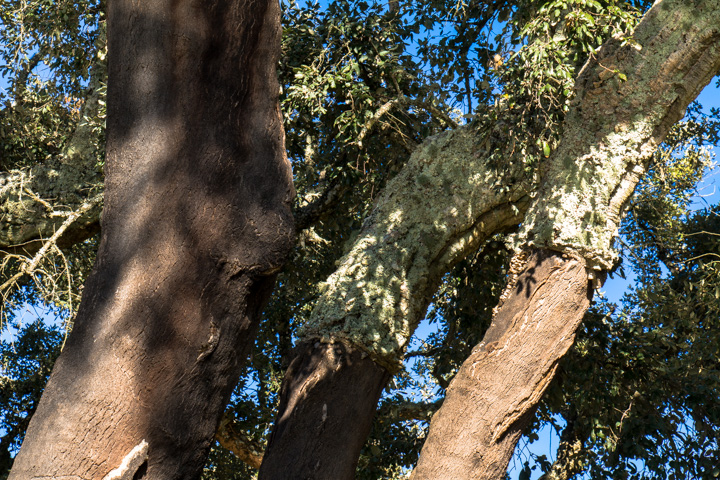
[0,34,105,251]
[299,124,531,370]
[518,0,720,270]
[1,158,103,250]
[299,0,720,369]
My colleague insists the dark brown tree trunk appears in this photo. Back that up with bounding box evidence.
[410,250,592,479]
[8,1,294,479]
[259,341,390,480]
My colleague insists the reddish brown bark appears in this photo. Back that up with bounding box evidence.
[8,1,293,479]
[215,414,265,470]
[258,340,390,480]
[410,250,592,480]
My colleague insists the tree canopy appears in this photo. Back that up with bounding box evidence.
[1,0,719,478]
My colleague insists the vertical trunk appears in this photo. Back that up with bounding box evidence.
[410,250,592,479]
[9,1,293,479]
[259,341,390,479]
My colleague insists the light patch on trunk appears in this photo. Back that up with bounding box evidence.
[102,440,148,480]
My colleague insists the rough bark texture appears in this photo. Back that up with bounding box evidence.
[519,0,720,269]
[9,1,293,479]
[259,340,391,480]
[298,124,531,372]
[260,119,531,477]
[411,250,592,479]
[412,1,720,478]
[262,1,720,478]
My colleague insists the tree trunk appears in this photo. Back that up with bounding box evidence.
[259,121,531,479]
[8,1,294,479]
[259,340,390,480]
[261,1,720,478]
[410,249,592,479]
[411,1,720,478]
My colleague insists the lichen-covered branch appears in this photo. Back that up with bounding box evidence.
[0,194,102,295]
[411,2,720,479]
[0,26,106,256]
[299,120,532,371]
[520,0,720,269]
[260,107,536,477]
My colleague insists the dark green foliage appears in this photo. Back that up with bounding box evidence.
[0,0,104,171]
[0,317,63,477]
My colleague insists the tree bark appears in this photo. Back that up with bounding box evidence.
[411,1,720,478]
[260,340,391,480]
[261,1,720,478]
[259,120,531,479]
[8,1,293,479]
[410,249,592,479]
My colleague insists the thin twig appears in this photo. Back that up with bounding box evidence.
[0,194,102,294]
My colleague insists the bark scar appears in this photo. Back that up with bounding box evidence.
[491,361,560,443]
[197,318,220,361]
[102,440,149,480]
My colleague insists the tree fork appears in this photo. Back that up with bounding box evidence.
[9,0,293,478]
[259,122,531,478]
[261,0,720,478]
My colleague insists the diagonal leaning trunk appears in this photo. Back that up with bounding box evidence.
[8,1,294,479]
[409,250,593,478]
[260,1,720,478]
[259,122,532,479]
[411,1,720,478]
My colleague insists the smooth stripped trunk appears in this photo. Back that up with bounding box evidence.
[259,341,390,480]
[410,249,592,480]
[9,1,293,479]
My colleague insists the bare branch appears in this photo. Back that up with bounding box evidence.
[214,413,265,470]
[355,96,459,150]
[294,176,349,232]
[377,399,443,423]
